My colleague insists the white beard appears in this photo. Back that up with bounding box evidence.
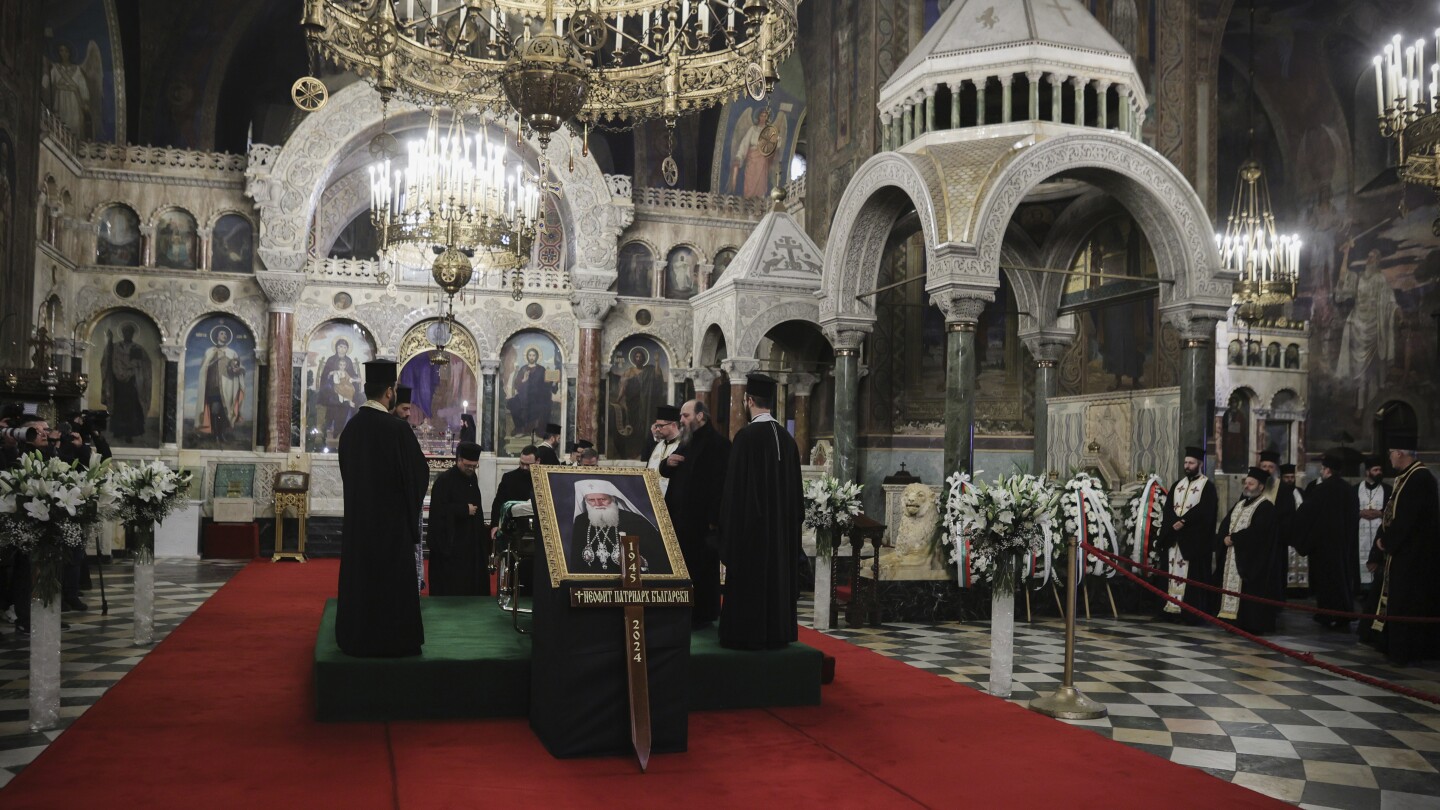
[586,502,620,528]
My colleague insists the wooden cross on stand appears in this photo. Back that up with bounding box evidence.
[569,532,691,772]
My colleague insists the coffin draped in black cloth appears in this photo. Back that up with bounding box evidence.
[528,549,691,758]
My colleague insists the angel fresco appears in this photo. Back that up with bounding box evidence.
[43,41,103,140]
[725,106,788,198]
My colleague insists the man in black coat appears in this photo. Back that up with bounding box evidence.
[1294,451,1360,629]
[490,445,538,542]
[534,423,562,466]
[428,442,487,596]
[1372,433,1440,666]
[659,399,730,629]
[718,374,803,650]
[1157,445,1219,621]
[1216,467,1281,635]
[336,360,430,657]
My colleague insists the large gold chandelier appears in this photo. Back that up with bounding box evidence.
[1374,30,1440,233]
[369,110,542,299]
[300,0,797,152]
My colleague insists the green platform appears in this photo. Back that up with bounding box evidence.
[314,598,823,722]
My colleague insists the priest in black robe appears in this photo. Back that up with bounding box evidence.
[659,399,730,628]
[1157,445,1219,621]
[1216,467,1281,635]
[1293,451,1360,629]
[1372,433,1440,666]
[336,360,430,657]
[718,374,803,650]
[534,423,562,466]
[428,442,488,596]
[489,445,538,542]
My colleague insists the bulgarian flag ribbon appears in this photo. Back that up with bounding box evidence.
[1133,476,1167,572]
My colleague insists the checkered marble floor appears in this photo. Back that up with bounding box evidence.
[0,558,245,789]
[809,597,1440,809]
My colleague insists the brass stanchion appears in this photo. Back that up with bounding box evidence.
[1029,535,1107,719]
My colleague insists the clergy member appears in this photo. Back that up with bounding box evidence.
[566,479,670,575]
[660,399,731,630]
[1358,456,1391,588]
[391,385,414,421]
[1293,451,1360,629]
[1259,450,1301,614]
[490,445,538,542]
[535,423,562,466]
[1216,467,1281,636]
[1372,433,1440,666]
[645,405,682,493]
[428,442,488,596]
[1157,445,1218,621]
[336,359,430,657]
[718,374,803,650]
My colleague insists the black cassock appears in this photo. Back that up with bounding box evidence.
[534,442,560,466]
[1158,475,1218,616]
[1217,497,1280,635]
[428,467,488,596]
[659,420,731,625]
[1293,474,1359,618]
[336,405,429,657]
[489,466,535,532]
[1376,463,1440,663]
[717,415,803,650]
[1268,482,1302,612]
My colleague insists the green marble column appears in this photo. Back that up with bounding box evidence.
[1179,328,1217,462]
[1052,76,1064,122]
[902,105,913,145]
[925,88,936,133]
[1027,72,1042,120]
[976,82,987,126]
[1032,357,1059,475]
[950,83,963,129]
[1001,79,1013,123]
[881,114,893,151]
[1096,82,1111,129]
[944,321,979,478]
[833,347,861,483]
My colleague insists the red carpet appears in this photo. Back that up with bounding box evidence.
[4,561,1284,809]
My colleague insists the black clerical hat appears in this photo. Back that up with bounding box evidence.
[456,442,481,461]
[1184,445,1205,461]
[545,422,561,436]
[566,442,578,453]
[1364,455,1385,468]
[746,373,778,400]
[576,439,594,449]
[364,359,397,388]
[1321,452,1347,471]
[655,405,681,422]
[394,385,412,405]
[1389,432,1419,452]
[1258,449,1280,464]
[1246,466,1270,484]
[1279,463,1296,474]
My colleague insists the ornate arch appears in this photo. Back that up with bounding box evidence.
[145,204,199,229]
[89,200,139,222]
[697,322,729,368]
[662,241,709,265]
[84,306,164,342]
[602,331,677,371]
[204,209,255,233]
[497,326,569,364]
[246,82,631,282]
[398,317,481,369]
[736,301,824,360]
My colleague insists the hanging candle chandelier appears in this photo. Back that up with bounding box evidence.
[1373,29,1440,232]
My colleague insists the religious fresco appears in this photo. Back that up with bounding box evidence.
[663,245,701,300]
[95,204,140,266]
[398,351,478,442]
[86,309,162,448]
[711,247,737,283]
[607,335,670,462]
[616,242,654,298]
[155,209,198,270]
[711,56,805,198]
[42,0,121,142]
[497,330,563,456]
[211,214,254,273]
[302,320,375,453]
[183,314,256,451]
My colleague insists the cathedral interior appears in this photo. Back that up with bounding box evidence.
[2,0,1440,803]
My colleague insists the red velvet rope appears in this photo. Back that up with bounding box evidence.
[1085,543,1440,625]
[1078,542,1440,706]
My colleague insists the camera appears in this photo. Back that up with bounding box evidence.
[83,409,110,430]
[0,426,37,444]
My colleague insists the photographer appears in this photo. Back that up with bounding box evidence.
[5,414,54,636]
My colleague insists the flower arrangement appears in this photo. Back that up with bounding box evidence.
[1056,472,1121,578]
[1120,475,1167,572]
[803,475,864,558]
[942,471,1059,594]
[109,461,193,531]
[0,452,117,605]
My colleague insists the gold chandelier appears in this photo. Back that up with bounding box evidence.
[369,110,542,299]
[1374,31,1440,233]
[300,0,797,152]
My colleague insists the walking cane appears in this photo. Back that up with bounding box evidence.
[95,531,109,616]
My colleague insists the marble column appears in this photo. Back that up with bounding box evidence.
[924,86,937,133]
[1073,77,1086,125]
[161,345,181,448]
[881,112,893,151]
[1026,71,1043,120]
[827,329,868,484]
[788,372,819,463]
[480,358,500,452]
[1173,313,1221,463]
[1000,76,1013,123]
[1026,341,1069,476]
[976,79,988,126]
[912,96,923,138]
[570,291,615,444]
[1052,75,1066,122]
[690,367,717,411]
[721,358,759,439]
[1094,80,1112,129]
[902,103,914,144]
[1118,86,1132,134]
[940,297,990,478]
[266,310,292,452]
[950,82,964,129]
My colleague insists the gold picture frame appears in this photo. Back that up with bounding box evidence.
[530,465,689,588]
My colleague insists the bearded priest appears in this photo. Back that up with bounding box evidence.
[1216,467,1281,636]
